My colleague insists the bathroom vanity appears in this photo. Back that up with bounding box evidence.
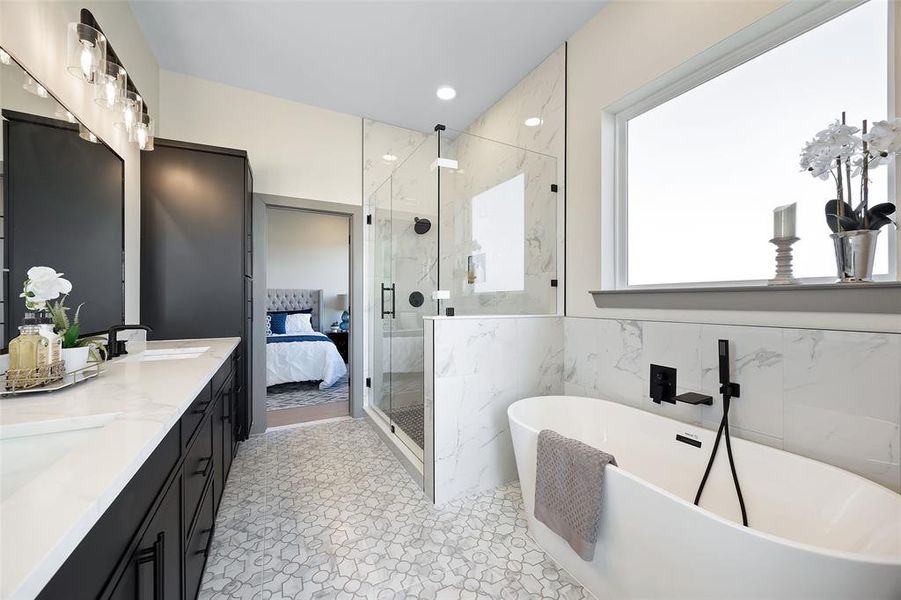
[0,338,242,600]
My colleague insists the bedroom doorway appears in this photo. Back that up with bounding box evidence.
[264,207,351,427]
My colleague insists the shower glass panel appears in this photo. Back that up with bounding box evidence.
[367,133,438,460]
[438,129,557,315]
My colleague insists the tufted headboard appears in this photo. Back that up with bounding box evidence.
[266,289,323,332]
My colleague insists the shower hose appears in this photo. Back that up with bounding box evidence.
[693,394,749,527]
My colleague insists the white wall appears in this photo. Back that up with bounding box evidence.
[158,70,362,206]
[0,0,160,323]
[266,208,349,328]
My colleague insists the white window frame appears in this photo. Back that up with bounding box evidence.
[602,0,897,291]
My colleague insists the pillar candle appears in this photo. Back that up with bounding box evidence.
[773,203,796,239]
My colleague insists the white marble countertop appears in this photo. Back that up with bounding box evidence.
[0,337,240,600]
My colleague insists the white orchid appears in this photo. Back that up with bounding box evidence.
[20,266,72,311]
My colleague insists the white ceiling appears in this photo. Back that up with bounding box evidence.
[130,1,606,133]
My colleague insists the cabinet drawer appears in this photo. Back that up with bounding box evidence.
[184,481,215,600]
[182,382,212,449]
[211,354,234,395]
[184,413,213,536]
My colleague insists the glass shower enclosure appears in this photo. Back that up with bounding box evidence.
[366,122,557,464]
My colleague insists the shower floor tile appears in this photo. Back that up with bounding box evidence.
[199,418,591,599]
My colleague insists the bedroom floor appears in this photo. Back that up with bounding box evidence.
[266,375,350,426]
[198,418,590,599]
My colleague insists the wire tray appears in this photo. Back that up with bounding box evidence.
[1,360,105,395]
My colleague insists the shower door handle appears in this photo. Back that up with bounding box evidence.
[381,283,396,319]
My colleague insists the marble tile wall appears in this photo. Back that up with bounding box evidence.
[426,315,564,504]
[564,317,901,492]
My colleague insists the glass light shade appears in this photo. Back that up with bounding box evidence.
[131,112,154,151]
[116,90,142,134]
[66,22,106,83]
[94,60,126,110]
[54,106,77,123]
[23,75,49,98]
[78,123,99,144]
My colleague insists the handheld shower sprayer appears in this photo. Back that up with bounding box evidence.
[694,339,748,527]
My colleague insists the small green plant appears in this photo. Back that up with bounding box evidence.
[47,295,107,362]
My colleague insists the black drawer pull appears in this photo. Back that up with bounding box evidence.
[194,527,213,555]
[136,532,165,600]
[194,456,213,477]
[191,400,212,415]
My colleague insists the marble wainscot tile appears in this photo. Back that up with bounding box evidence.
[699,325,784,443]
[431,316,563,505]
[783,329,901,491]
[639,321,704,425]
[563,317,601,396]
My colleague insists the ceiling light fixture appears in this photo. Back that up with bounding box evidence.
[436,86,456,100]
[524,117,543,127]
[382,154,398,162]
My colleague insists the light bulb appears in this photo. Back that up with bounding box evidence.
[103,80,117,106]
[135,126,148,149]
[79,40,94,79]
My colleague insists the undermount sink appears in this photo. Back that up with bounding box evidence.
[0,413,120,501]
[120,347,210,362]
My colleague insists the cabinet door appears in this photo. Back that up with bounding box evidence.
[221,375,234,479]
[108,474,182,600]
[212,387,224,509]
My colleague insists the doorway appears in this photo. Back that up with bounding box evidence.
[264,206,351,427]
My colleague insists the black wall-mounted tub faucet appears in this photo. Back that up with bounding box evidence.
[649,364,713,405]
[107,324,153,358]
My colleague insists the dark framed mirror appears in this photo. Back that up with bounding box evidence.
[1,46,125,349]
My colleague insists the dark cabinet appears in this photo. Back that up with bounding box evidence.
[141,139,253,441]
[108,475,182,600]
[38,348,239,600]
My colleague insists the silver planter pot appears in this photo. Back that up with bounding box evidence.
[830,229,880,282]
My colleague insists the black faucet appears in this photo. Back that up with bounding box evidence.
[649,364,713,405]
[107,324,153,358]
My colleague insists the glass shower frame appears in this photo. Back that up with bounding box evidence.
[366,124,558,465]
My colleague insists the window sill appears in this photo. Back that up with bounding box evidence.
[589,281,901,314]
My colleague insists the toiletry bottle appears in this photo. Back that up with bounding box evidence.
[7,312,48,386]
[37,312,62,365]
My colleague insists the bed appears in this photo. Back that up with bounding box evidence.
[266,288,347,389]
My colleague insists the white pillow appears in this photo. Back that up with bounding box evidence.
[285,312,315,335]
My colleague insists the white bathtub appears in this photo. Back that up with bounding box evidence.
[509,396,901,599]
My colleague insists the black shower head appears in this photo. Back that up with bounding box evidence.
[414,217,431,234]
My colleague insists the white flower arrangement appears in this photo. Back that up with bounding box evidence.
[800,115,898,232]
[20,266,72,311]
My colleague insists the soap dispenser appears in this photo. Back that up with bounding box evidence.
[7,312,49,387]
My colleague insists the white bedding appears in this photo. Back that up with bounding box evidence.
[266,332,347,388]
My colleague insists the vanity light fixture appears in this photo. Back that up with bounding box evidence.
[131,112,154,151]
[54,106,78,124]
[117,91,143,134]
[382,153,398,162]
[0,48,11,66]
[23,75,49,98]
[524,117,543,127]
[78,123,100,144]
[94,60,126,110]
[436,86,457,100]
[66,22,106,83]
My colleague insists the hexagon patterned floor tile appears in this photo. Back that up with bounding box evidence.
[199,418,592,600]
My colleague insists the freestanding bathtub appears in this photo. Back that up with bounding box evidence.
[509,396,901,599]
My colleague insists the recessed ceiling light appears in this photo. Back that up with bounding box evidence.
[382,153,398,162]
[524,117,543,127]
[436,86,456,100]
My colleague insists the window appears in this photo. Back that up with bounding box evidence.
[617,0,891,287]
[470,173,525,293]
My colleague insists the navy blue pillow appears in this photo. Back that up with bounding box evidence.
[269,312,289,334]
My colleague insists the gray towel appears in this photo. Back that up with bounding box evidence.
[534,429,617,561]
